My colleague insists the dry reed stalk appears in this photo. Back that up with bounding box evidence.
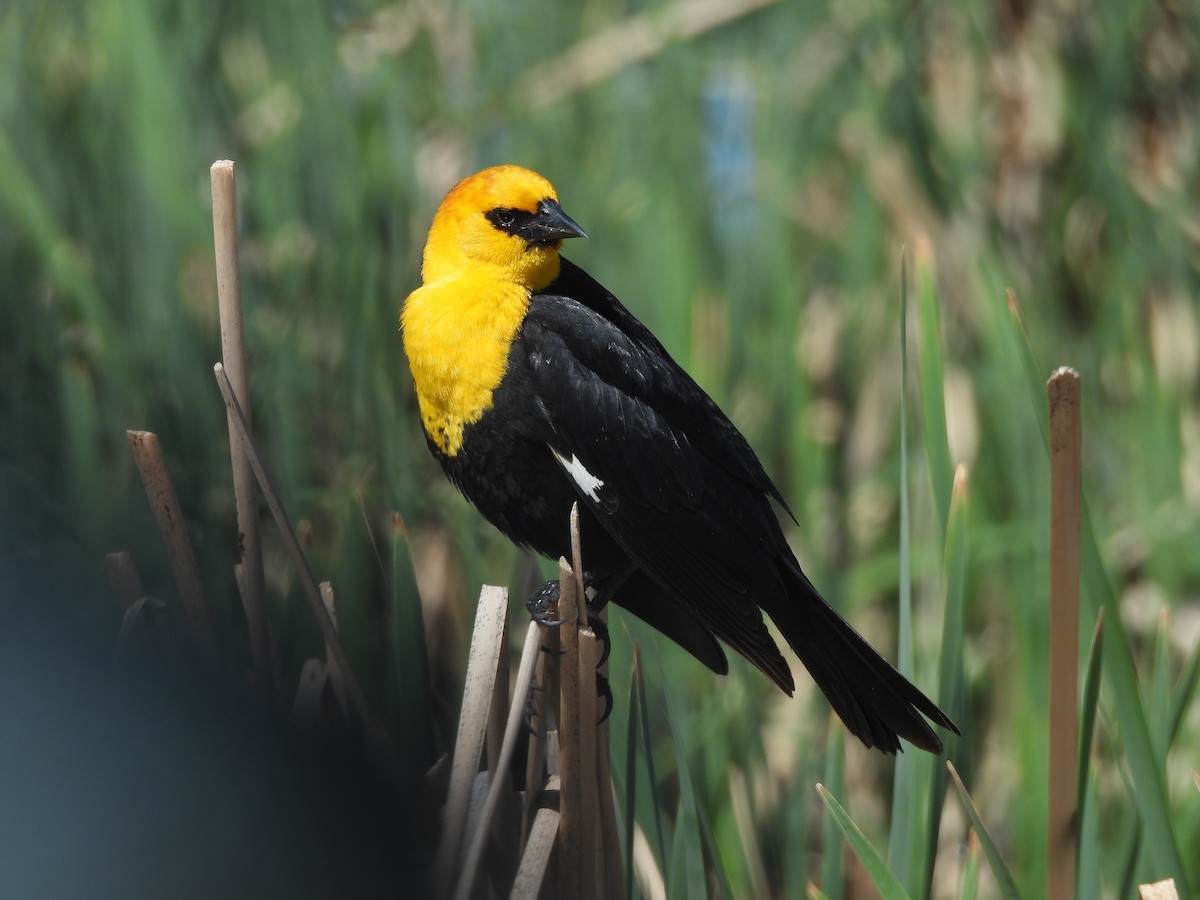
[1048,367,1081,900]
[210,160,272,698]
[213,364,393,760]
[511,775,562,900]
[568,503,601,899]
[486,593,517,890]
[556,554,584,899]
[452,620,546,900]
[127,430,222,669]
[522,646,548,852]
[432,584,509,893]
[488,610,511,777]
[1139,879,1181,900]
[319,581,349,715]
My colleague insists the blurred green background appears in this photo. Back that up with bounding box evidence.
[3,0,1198,896]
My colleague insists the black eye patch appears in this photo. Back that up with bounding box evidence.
[484,206,537,237]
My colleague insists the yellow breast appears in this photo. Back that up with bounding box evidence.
[401,271,532,456]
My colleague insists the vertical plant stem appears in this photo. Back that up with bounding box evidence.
[557,553,583,900]
[452,620,544,900]
[522,647,548,851]
[1048,367,1081,900]
[433,584,509,892]
[511,775,562,900]
[127,430,221,669]
[210,159,272,698]
[569,503,603,899]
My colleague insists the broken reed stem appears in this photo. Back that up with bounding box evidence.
[127,430,221,669]
[452,620,545,900]
[210,159,272,699]
[567,501,622,898]
[557,554,583,900]
[488,601,512,775]
[568,502,599,897]
[1048,366,1081,900]
[1139,879,1181,900]
[511,775,562,900]
[522,646,548,854]
[319,581,348,715]
[432,584,509,894]
[213,364,394,765]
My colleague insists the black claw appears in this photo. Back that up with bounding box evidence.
[596,672,614,725]
[586,612,611,667]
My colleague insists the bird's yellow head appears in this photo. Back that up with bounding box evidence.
[420,165,587,291]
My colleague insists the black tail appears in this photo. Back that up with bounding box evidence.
[772,567,959,754]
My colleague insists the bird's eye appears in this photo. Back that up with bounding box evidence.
[495,210,515,227]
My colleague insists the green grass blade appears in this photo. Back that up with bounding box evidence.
[820,722,846,899]
[960,834,981,900]
[1081,510,1188,889]
[634,644,667,875]
[897,247,915,683]
[915,240,953,528]
[1150,610,1172,761]
[1077,777,1102,900]
[1076,609,1104,820]
[936,466,970,723]
[945,762,1021,899]
[1168,633,1200,748]
[655,654,706,900]
[889,248,923,892]
[1116,820,1142,900]
[694,778,735,900]
[818,784,912,900]
[924,466,970,886]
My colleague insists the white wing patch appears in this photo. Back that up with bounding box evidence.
[551,448,605,503]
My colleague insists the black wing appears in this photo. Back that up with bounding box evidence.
[517,288,795,691]
[546,259,794,520]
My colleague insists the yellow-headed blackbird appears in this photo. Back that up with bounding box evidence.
[402,165,957,753]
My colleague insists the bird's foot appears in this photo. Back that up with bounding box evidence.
[525,575,614,724]
[526,579,568,628]
[525,577,612,662]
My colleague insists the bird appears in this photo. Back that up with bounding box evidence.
[401,165,958,754]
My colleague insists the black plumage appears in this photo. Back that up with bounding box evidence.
[433,259,957,754]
